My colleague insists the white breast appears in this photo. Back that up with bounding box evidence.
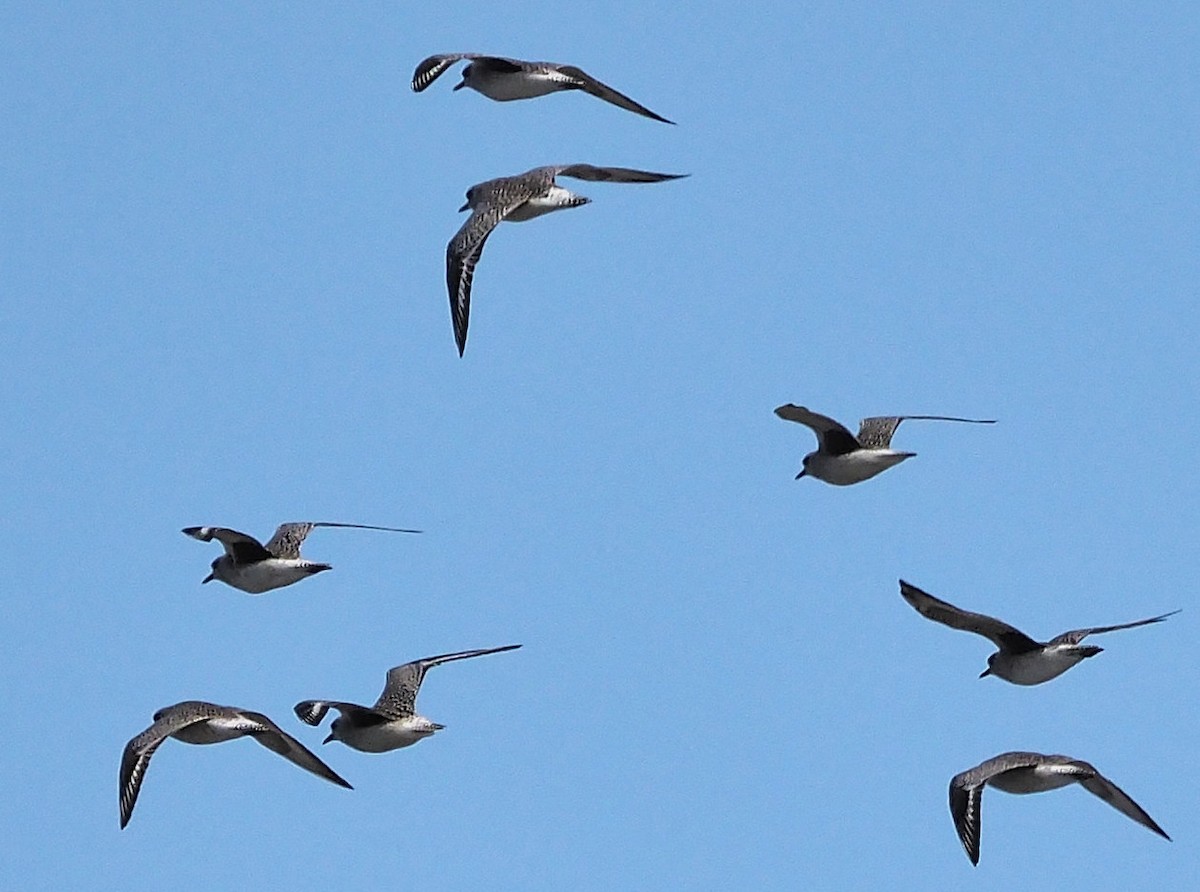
[469,69,564,101]
[806,450,913,485]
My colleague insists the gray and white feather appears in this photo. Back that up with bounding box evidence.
[774,404,996,485]
[446,165,686,355]
[295,645,521,753]
[900,580,1178,685]
[412,53,673,123]
[182,521,421,594]
[950,751,1170,865]
[119,700,352,829]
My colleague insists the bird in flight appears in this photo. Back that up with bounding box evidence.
[949,751,1169,865]
[446,164,685,355]
[774,404,995,485]
[182,521,420,594]
[295,646,521,753]
[411,54,673,123]
[120,700,351,829]
[899,580,1178,685]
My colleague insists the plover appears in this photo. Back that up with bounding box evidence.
[411,54,673,123]
[950,751,1170,865]
[120,700,351,829]
[900,580,1178,686]
[773,404,996,485]
[295,645,521,753]
[447,164,685,355]
[182,521,421,594]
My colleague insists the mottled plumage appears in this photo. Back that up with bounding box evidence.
[411,53,673,123]
[119,700,351,828]
[774,404,995,485]
[295,646,521,753]
[446,165,685,355]
[182,521,420,594]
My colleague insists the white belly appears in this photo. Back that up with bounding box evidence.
[341,719,438,754]
[470,71,563,101]
[991,649,1084,686]
[807,450,914,485]
[226,559,320,594]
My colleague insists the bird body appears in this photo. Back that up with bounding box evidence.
[119,700,351,829]
[773,404,994,485]
[182,521,420,594]
[412,54,674,123]
[899,580,1178,685]
[949,751,1169,865]
[295,646,520,754]
[446,165,684,355]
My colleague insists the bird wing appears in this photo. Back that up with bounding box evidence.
[239,711,352,789]
[773,404,860,455]
[263,521,421,558]
[899,581,1042,653]
[446,202,523,357]
[410,53,485,91]
[948,778,983,866]
[857,415,996,449]
[181,526,271,563]
[293,699,386,727]
[1077,763,1171,840]
[1050,610,1180,645]
[119,702,223,829]
[553,164,687,184]
[551,66,674,123]
[261,523,318,559]
[373,645,522,718]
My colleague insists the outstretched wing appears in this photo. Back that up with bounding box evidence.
[773,404,860,455]
[1077,764,1171,840]
[410,53,483,91]
[119,702,222,829]
[263,521,420,559]
[554,164,686,184]
[181,527,271,563]
[240,710,352,789]
[858,415,996,449]
[373,645,522,718]
[899,581,1042,653]
[1050,610,1180,645]
[553,65,674,124]
[948,778,984,866]
[446,204,520,357]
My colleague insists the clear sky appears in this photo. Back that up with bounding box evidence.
[2,2,1197,889]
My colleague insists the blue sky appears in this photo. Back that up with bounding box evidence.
[2,2,1197,888]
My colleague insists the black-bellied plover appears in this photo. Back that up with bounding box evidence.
[773,404,995,485]
[950,751,1170,865]
[900,580,1178,686]
[446,164,685,355]
[119,700,351,828]
[294,646,521,753]
[182,521,421,594]
[411,54,673,123]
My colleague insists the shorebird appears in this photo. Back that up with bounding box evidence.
[411,54,673,123]
[773,404,996,485]
[899,580,1178,686]
[182,521,421,594]
[950,751,1170,865]
[446,165,685,356]
[120,700,351,828]
[295,645,521,753]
